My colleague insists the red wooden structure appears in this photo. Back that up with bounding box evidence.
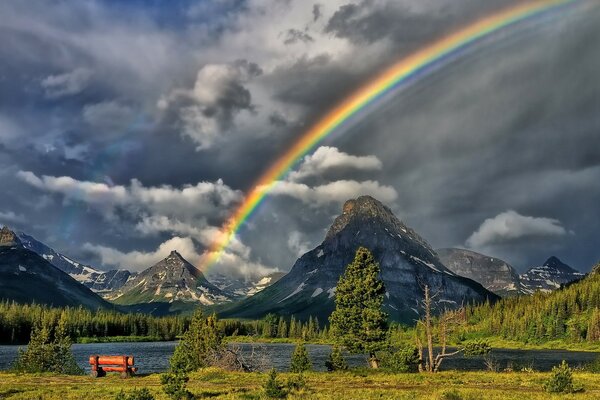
[89,355,137,378]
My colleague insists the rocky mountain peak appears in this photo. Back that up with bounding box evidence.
[0,226,21,247]
[327,196,406,239]
[222,196,495,323]
[543,256,575,273]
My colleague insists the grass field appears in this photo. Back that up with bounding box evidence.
[1,368,600,400]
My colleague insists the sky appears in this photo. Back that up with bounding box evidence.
[0,0,599,279]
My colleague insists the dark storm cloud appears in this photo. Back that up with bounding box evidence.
[0,0,598,276]
[283,29,315,45]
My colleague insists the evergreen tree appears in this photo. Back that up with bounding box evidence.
[290,343,312,373]
[169,310,223,373]
[325,345,348,371]
[263,369,286,399]
[13,313,82,375]
[329,247,388,368]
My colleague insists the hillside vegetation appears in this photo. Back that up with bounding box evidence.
[463,263,600,344]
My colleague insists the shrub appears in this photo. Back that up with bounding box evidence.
[378,345,420,373]
[543,360,581,393]
[12,315,82,375]
[438,389,462,400]
[462,340,491,357]
[325,345,348,371]
[286,373,308,392]
[115,388,155,400]
[290,343,312,373]
[170,311,223,373]
[585,355,600,373]
[263,369,286,399]
[161,371,193,400]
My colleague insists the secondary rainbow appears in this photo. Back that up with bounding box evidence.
[200,0,580,271]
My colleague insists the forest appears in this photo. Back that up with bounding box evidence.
[463,264,600,344]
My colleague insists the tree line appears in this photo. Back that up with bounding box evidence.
[0,301,189,344]
[463,263,600,344]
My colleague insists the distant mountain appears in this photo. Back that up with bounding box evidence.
[209,271,286,299]
[520,256,585,293]
[16,232,133,293]
[109,251,230,306]
[0,227,110,309]
[221,196,497,323]
[437,248,526,296]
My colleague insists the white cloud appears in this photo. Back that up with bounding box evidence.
[0,211,25,224]
[289,146,382,181]
[84,236,202,272]
[85,234,278,279]
[17,171,241,221]
[466,210,570,249]
[268,179,397,206]
[41,68,93,98]
[159,62,260,150]
[287,231,311,256]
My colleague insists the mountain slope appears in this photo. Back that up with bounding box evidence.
[221,196,497,323]
[520,256,585,293]
[0,228,110,309]
[437,248,526,296]
[17,231,133,293]
[209,271,286,299]
[110,251,230,306]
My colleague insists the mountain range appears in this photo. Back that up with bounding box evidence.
[221,196,496,323]
[438,248,584,296]
[0,195,587,320]
[0,227,110,309]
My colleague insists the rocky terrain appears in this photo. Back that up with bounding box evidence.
[520,256,585,293]
[0,227,110,309]
[221,196,497,323]
[110,250,230,307]
[437,248,526,296]
[16,231,133,293]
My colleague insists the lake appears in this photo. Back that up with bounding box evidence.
[1,341,598,374]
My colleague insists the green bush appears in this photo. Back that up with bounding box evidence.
[325,345,348,371]
[161,371,193,400]
[438,390,462,400]
[290,343,312,373]
[286,373,308,392]
[263,369,286,399]
[543,360,581,393]
[462,340,491,357]
[378,345,420,373]
[585,355,600,373]
[12,315,82,375]
[115,388,155,400]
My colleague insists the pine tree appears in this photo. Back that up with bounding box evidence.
[325,345,348,371]
[329,247,388,368]
[290,343,312,373]
[169,310,223,373]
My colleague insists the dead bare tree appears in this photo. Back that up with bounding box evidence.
[209,343,271,372]
[415,284,467,373]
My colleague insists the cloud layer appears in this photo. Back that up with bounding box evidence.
[0,0,598,276]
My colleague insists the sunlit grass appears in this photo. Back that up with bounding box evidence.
[2,369,600,399]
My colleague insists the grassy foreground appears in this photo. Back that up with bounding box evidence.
[2,368,600,400]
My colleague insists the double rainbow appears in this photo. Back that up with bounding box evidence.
[200,0,580,271]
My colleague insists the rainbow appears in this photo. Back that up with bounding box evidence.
[200,0,580,271]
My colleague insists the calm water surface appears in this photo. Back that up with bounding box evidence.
[0,341,598,374]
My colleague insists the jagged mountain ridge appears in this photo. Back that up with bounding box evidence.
[520,256,585,293]
[437,248,527,296]
[110,250,230,305]
[209,271,286,299]
[16,231,133,293]
[221,196,497,323]
[0,227,110,309]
